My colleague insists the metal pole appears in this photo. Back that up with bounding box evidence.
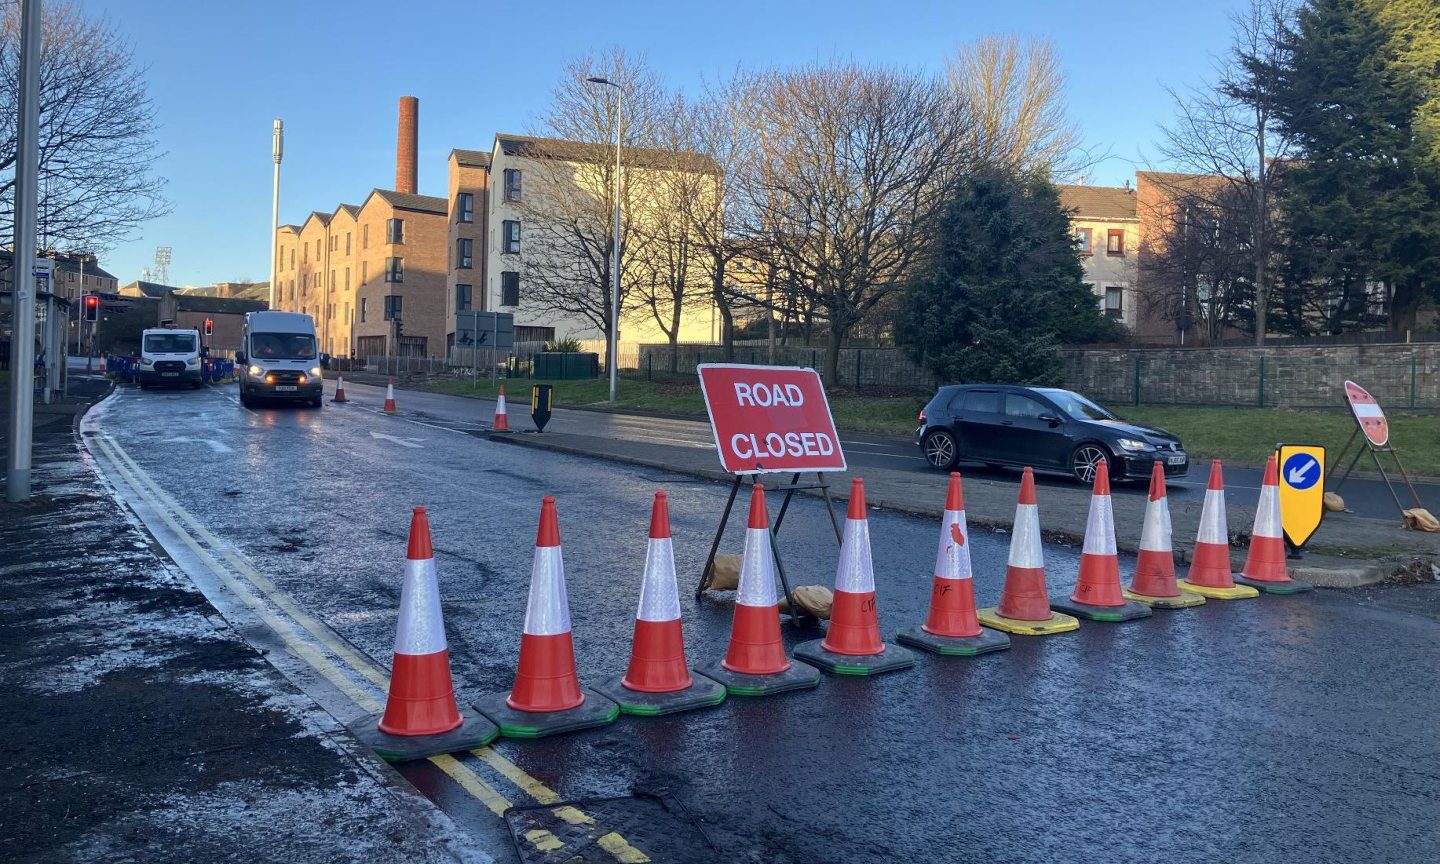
[6,0,42,502]
[269,119,283,309]
[608,88,622,402]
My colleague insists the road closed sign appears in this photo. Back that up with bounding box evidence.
[1277,444,1325,547]
[698,364,847,475]
[1343,380,1389,447]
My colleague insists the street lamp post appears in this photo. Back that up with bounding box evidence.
[6,0,42,502]
[587,76,623,403]
[270,119,283,310]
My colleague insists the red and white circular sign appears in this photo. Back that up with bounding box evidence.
[1343,380,1389,447]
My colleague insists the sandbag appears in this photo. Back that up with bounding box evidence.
[1323,491,1346,512]
[706,554,742,591]
[777,584,834,620]
[1402,508,1439,532]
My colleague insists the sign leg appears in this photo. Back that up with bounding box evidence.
[696,475,743,599]
[817,473,843,544]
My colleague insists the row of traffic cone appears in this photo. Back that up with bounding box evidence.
[335,377,514,433]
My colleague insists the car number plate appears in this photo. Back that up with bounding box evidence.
[275,385,297,392]
[161,372,178,377]
[1167,455,1186,465]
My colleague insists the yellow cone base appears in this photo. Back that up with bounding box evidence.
[1234,575,1314,595]
[976,607,1079,636]
[1123,588,1206,609]
[1177,578,1259,600]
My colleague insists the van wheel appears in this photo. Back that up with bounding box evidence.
[309,395,323,408]
[239,391,255,408]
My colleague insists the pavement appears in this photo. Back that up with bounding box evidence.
[65,375,1440,863]
[0,377,488,864]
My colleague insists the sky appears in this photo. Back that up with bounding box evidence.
[79,0,1248,288]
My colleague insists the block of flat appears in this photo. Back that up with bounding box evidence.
[894,624,1011,656]
[473,688,620,739]
[347,707,499,762]
[793,639,916,676]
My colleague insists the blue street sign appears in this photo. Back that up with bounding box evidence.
[1282,452,1321,490]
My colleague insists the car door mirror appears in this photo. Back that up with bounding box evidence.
[234,351,246,365]
[1038,413,1061,426]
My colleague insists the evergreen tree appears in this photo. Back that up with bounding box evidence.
[898,167,1122,385]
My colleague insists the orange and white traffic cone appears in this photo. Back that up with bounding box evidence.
[795,479,915,675]
[474,496,619,738]
[1235,454,1313,594]
[596,492,727,715]
[977,467,1079,635]
[382,377,398,414]
[332,375,348,403]
[1124,462,1204,608]
[1051,460,1151,622]
[1178,460,1258,600]
[347,507,498,761]
[697,484,822,696]
[897,472,1010,656]
[491,385,511,432]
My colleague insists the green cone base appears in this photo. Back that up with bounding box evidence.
[976,607,1080,636]
[592,672,728,716]
[1049,596,1154,622]
[1122,587,1207,609]
[694,659,821,696]
[894,624,1011,656]
[473,688,620,739]
[347,707,499,762]
[1234,575,1315,595]
[793,639,916,676]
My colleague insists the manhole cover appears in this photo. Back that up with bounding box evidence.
[505,793,721,864]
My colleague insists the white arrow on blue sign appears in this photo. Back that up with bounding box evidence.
[1282,453,1320,490]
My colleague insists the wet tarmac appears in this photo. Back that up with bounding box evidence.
[94,383,1440,863]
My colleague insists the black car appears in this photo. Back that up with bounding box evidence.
[916,385,1188,483]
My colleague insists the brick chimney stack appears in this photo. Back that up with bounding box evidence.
[396,95,418,194]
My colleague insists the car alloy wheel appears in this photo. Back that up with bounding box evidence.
[1071,444,1110,484]
[923,430,958,470]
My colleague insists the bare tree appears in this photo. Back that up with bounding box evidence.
[737,61,963,383]
[0,2,169,254]
[946,35,1092,179]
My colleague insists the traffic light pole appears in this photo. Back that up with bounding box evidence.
[6,0,42,503]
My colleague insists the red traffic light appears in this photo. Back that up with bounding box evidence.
[204,318,214,336]
[83,294,100,321]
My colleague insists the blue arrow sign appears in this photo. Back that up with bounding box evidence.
[1282,453,1320,490]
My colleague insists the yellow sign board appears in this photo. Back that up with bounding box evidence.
[1276,444,1325,547]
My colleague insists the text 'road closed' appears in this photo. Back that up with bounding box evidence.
[698,364,847,475]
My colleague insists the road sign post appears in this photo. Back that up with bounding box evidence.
[530,384,552,433]
[1277,444,1325,551]
[1328,380,1424,520]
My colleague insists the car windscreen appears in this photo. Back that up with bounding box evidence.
[143,333,196,354]
[250,332,315,361]
[1038,389,1118,421]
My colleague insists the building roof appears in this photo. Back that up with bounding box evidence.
[451,148,492,169]
[335,203,360,218]
[494,133,721,175]
[1057,185,1137,221]
[369,188,448,214]
[122,280,178,298]
[0,250,117,281]
[304,210,333,227]
[277,224,301,234]
[172,295,269,314]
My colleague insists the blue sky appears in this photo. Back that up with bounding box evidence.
[82,0,1245,287]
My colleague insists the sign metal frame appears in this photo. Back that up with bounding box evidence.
[1327,380,1424,519]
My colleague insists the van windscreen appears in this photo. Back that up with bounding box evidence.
[144,333,196,353]
[250,332,315,360]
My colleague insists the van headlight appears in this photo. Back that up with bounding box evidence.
[1117,438,1153,451]
[139,358,154,368]
[248,365,264,377]
[309,366,322,379]
[186,357,200,367]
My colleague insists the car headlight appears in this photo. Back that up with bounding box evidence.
[248,365,263,377]
[309,366,322,379]
[1117,438,1153,451]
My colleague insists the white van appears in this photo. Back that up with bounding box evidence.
[235,311,323,408]
[138,327,203,389]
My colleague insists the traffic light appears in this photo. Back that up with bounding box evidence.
[394,317,404,338]
[83,294,99,322]
[203,318,214,336]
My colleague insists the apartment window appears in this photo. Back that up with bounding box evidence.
[456,237,473,269]
[345,267,350,290]
[1074,227,1093,256]
[502,220,520,254]
[500,271,520,306]
[1104,285,1124,319]
[457,192,474,223]
[362,261,368,284]
[315,239,321,258]
[385,257,403,283]
[455,283,472,312]
[330,270,335,289]
[290,248,295,269]
[387,218,404,244]
[302,272,308,296]
[384,295,402,321]
[346,233,352,255]
[360,297,367,323]
[504,168,522,202]
[363,224,369,248]
[302,243,308,264]
[1107,229,1125,256]
[330,235,336,251]
[345,302,351,323]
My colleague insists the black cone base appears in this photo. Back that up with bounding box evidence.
[694,659,821,697]
[473,688,620,739]
[593,672,728,716]
[1049,596,1153,622]
[347,707,499,762]
[894,624,1011,657]
[1234,575,1314,595]
[793,639,916,676]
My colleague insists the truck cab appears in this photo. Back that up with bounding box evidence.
[236,311,323,408]
[138,327,203,389]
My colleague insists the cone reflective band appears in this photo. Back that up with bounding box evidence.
[508,497,584,712]
[1071,460,1124,606]
[622,492,691,692]
[997,469,1049,620]
[493,385,510,432]
[1185,461,1237,589]
[383,378,397,414]
[722,485,789,675]
[821,480,883,655]
[379,507,463,736]
[923,472,980,638]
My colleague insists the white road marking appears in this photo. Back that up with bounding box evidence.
[163,436,234,454]
[369,431,424,448]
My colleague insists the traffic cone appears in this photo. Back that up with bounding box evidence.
[382,377,398,414]
[98,355,106,374]
[595,493,727,715]
[474,497,619,738]
[1051,461,1151,622]
[491,385,511,432]
[1178,460,1258,600]
[795,479,915,675]
[346,507,498,761]
[1235,455,1314,594]
[332,375,348,403]
[1124,462,1204,608]
[977,468,1080,635]
[697,484,822,696]
[897,472,1010,656]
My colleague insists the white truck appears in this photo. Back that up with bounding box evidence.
[137,327,203,389]
[235,311,323,408]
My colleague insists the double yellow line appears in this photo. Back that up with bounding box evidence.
[88,418,649,863]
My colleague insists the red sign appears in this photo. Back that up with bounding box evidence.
[698,364,846,475]
[1344,380,1389,447]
